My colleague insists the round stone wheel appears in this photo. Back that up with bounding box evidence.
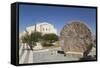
[60,21,93,57]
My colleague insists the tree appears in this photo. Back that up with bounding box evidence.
[30,32,42,42]
[21,32,42,50]
[21,33,33,50]
[21,35,27,44]
[42,33,58,46]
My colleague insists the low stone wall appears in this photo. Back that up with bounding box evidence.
[65,51,83,58]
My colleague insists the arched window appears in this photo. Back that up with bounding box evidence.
[46,28,48,31]
[42,28,44,31]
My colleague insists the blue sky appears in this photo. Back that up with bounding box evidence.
[19,4,96,35]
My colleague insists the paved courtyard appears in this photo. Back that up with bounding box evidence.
[19,45,79,64]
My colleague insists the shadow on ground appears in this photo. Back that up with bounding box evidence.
[79,55,96,61]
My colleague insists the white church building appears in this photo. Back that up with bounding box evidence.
[26,22,57,35]
[20,22,57,38]
[19,22,57,50]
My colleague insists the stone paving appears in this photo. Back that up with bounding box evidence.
[19,45,79,64]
